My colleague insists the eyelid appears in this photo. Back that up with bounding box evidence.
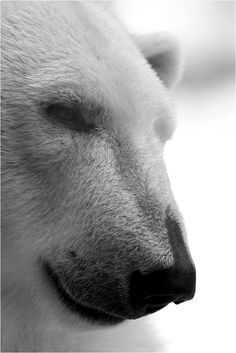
[44,102,94,132]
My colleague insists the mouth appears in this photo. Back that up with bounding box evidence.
[43,262,124,325]
[43,262,170,324]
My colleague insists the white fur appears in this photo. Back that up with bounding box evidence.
[1,1,184,351]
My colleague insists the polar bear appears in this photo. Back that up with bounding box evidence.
[1,1,196,352]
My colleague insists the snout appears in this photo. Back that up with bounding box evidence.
[43,208,196,323]
[130,263,196,316]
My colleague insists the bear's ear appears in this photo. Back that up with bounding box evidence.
[134,32,183,89]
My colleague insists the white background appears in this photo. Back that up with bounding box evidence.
[117,2,236,352]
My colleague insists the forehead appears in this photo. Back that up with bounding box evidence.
[70,3,175,126]
[3,1,175,134]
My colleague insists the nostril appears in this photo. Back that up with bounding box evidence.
[130,265,196,310]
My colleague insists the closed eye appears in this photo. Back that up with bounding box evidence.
[45,102,95,132]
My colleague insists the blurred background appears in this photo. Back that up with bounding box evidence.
[82,2,235,352]
[117,1,235,352]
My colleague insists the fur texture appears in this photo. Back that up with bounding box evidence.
[1,1,194,351]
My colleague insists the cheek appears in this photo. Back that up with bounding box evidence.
[8,114,75,183]
[26,117,74,157]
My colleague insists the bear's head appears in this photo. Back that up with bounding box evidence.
[1,1,195,331]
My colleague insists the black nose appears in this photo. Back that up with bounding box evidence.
[130,264,196,309]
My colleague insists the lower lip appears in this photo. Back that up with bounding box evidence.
[42,261,124,324]
[43,262,169,322]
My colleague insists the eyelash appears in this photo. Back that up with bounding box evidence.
[45,103,94,132]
